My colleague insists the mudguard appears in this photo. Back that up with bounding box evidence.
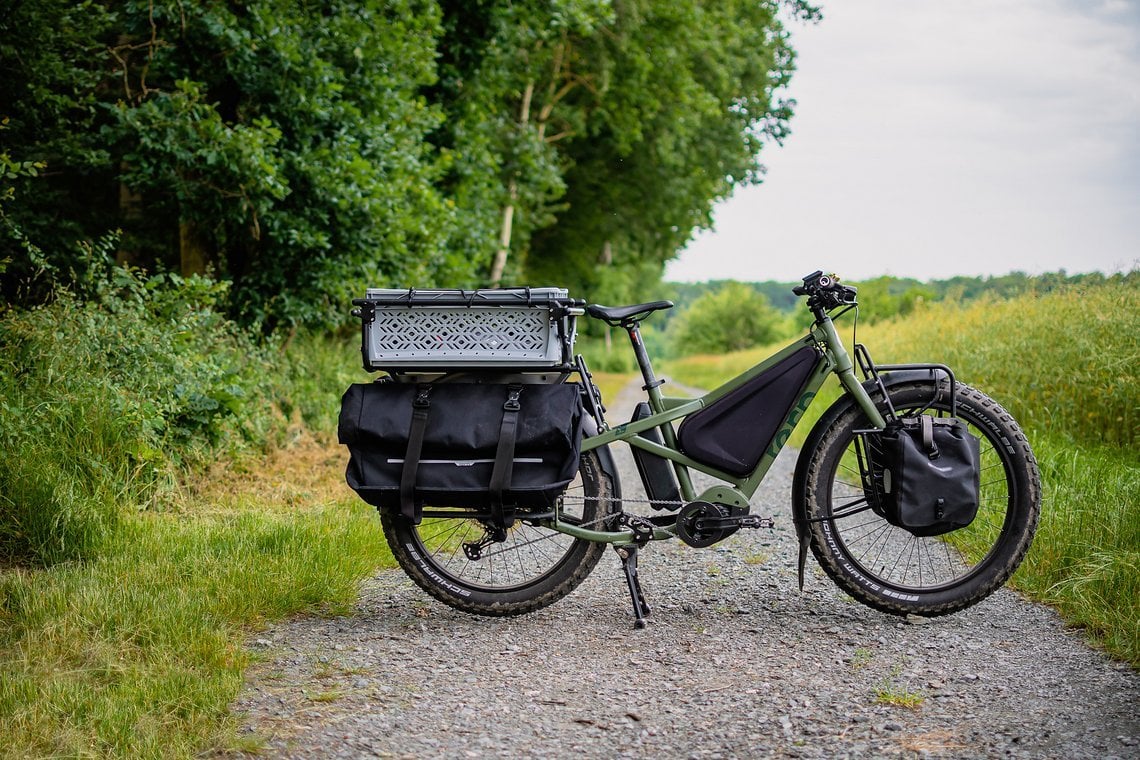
[791,370,942,589]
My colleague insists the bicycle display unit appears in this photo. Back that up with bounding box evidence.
[340,271,1042,628]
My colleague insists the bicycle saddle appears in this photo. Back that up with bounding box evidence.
[586,300,674,326]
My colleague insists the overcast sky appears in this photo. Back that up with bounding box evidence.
[665,0,1140,283]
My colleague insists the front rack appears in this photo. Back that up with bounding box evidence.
[854,343,960,419]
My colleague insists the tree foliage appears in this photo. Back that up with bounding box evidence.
[1,0,817,328]
[526,0,803,302]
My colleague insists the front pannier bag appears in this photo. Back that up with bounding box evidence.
[866,415,981,537]
[338,382,583,525]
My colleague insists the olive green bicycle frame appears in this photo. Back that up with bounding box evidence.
[549,314,888,545]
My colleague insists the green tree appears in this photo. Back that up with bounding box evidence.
[2,0,469,329]
[526,0,815,301]
[433,0,816,298]
[670,281,784,355]
[2,0,819,326]
[852,276,935,322]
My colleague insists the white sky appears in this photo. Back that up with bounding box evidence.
[665,0,1140,283]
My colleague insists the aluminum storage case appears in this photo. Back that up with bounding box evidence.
[352,287,581,372]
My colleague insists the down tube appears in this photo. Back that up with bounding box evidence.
[736,355,834,498]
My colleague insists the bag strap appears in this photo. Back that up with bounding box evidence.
[920,414,940,459]
[488,384,524,537]
[399,385,433,524]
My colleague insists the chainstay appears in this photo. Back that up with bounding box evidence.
[432,496,677,563]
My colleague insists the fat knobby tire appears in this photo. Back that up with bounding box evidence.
[801,382,1042,616]
[381,449,616,617]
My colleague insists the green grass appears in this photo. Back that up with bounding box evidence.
[663,283,1140,665]
[874,682,926,709]
[0,499,392,758]
[1017,436,1139,661]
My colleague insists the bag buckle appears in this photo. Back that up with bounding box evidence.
[503,385,522,412]
[413,386,432,408]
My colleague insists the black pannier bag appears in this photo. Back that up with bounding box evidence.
[338,382,583,525]
[677,346,819,477]
[865,415,981,537]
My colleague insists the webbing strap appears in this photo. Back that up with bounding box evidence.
[399,385,432,523]
[920,415,940,459]
[488,385,523,534]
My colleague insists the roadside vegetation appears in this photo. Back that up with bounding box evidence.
[2,3,1134,752]
[0,265,393,756]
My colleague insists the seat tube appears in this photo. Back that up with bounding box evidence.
[627,323,696,500]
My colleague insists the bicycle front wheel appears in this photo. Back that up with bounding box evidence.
[381,449,617,616]
[799,381,1041,616]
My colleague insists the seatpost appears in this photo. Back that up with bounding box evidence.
[625,322,665,407]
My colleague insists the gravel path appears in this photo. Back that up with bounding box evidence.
[233,380,1139,758]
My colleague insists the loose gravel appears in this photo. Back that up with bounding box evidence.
[233,381,1139,759]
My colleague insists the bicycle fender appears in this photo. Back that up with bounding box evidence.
[582,416,623,503]
[791,371,942,590]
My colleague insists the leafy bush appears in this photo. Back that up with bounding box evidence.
[0,262,276,565]
[669,282,788,356]
[273,331,370,433]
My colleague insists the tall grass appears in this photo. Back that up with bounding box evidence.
[856,284,1138,448]
[0,272,277,565]
[665,282,1140,663]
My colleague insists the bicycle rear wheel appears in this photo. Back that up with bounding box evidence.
[381,449,617,616]
[798,381,1041,616]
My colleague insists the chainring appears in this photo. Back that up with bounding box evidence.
[675,501,732,548]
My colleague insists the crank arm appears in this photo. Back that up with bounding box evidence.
[693,515,775,532]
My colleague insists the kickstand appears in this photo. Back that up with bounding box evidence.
[615,545,651,629]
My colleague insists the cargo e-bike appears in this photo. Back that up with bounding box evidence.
[340,271,1041,627]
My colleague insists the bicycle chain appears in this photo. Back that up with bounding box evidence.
[563,494,688,510]
[464,497,667,562]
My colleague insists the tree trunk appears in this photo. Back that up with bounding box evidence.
[179,219,209,276]
[115,171,142,267]
[490,80,536,287]
[489,180,517,287]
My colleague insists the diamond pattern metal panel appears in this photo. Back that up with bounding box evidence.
[367,307,557,366]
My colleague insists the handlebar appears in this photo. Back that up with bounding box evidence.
[794,270,858,312]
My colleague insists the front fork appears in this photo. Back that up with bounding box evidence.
[814,315,887,429]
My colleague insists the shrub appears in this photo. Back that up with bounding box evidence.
[669,282,787,356]
[0,263,276,565]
